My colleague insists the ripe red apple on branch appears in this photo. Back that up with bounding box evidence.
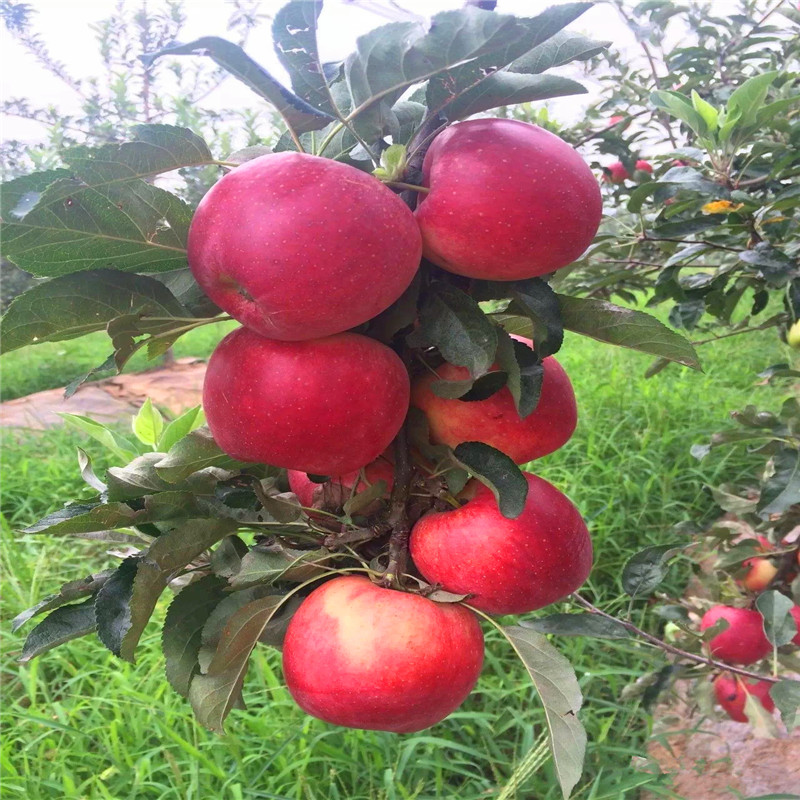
[203,328,409,475]
[188,152,421,341]
[414,119,602,280]
[713,673,775,722]
[700,605,771,665]
[409,472,592,614]
[288,455,395,510]
[411,336,577,464]
[603,159,653,184]
[282,576,484,733]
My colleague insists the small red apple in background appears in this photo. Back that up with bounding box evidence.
[791,606,800,646]
[203,328,409,475]
[634,159,653,174]
[288,454,394,509]
[281,576,484,732]
[188,152,421,341]
[609,115,626,126]
[713,674,775,722]
[415,118,601,280]
[699,605,771,665]
[411,336,577,464]
[738,556,778,592]
[604,161,630,183]
[409,472,592,615]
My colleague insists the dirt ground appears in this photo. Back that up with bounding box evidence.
[2,362,799,799]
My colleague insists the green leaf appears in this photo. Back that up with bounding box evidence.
[508,278,564,358]
[12,572,111,632]
[758,448,800,516]
[119,519,237,662]
[0,268,178,353]
[726,71,778,131]
[1,169,71,219]
[522,613,630,639]
[556,295,702,370]
[24,502,139,535]
[690,90,718,132]
[272,0,336,115]
[770,679,800,730]
[622,544,683,597]
[142,37,333,135]
[132,398,164,449]
[106,454,226,502]
[76,447,107,493]
[494,328,543,418]
[441,73,586,122]
[345,8,522,137]
[163,575,228,697]
[230,545,330,589]
[509,30,607,74]
[189,594,285,732]
[63,124,213,183]
[20,599,97,662]
[157,405,206,453]
[210,536,249,579]
[155,428,242,483]
[650,90,707,136]
[430,371,508,401]
[57,413,139,462]
[756,591,795,648]
[94,557,139,657]
[502,626,586,800]
[408,283,497,377]
[452,442,527,519]
[1,176,192,277]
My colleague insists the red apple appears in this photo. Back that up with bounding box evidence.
[414,119,601,280]
[604,161,630,183]
[635,159,653,174]
[409,472,592,614]
[203,328,409,474]
[791,606,800,646]
[188,152,421,341]
[700,605,771,665]
[609,115,626,126]
[281,576,484,732]
[288,454,394,509]
[411,336,577,464]
[738,556,778,593]
[713,674,775,723]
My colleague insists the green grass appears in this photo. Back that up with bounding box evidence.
[1,325,795,800]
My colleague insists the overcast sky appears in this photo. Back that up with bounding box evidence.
[0,0,647,145]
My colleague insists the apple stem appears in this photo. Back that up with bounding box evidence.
[571,593,780,684]
[379,423,414,589]
[384,181,430,194]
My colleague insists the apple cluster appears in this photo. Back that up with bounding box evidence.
[189,119,602,733]
[701,536,800,723]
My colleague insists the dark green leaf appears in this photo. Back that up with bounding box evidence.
[758,448,800,516]
[502,625,586,800]
[509,31,607,74]
[95,557,139,657]
[622,544,683,597]
[522,613,630,639]
[230,545,330,588]
[494,328,543,418]
[770,679,800,730]
[210,535,249,579]
[119,519,237,662]
[441,73,586,122]
[556,295,702,370]
[189,594,285,732]
[408,283,497,377]
[24,502,139,535]
[343,480,388,517]
[452,442,527,519]
[272,0,335,115]
[142,37,333,135]
[756,591,795,648]
[20,599,97,662]
[2,177,192,277]
[508,278,564,358]
[430,371,507,400]
[163,574,228,698]
[13,571,112,632]
[1,169,71,219]
[739,243,794,286]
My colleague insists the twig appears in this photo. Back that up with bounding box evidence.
[690,315,786,346]
[379,423,413,588]
[572,593,780,684]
